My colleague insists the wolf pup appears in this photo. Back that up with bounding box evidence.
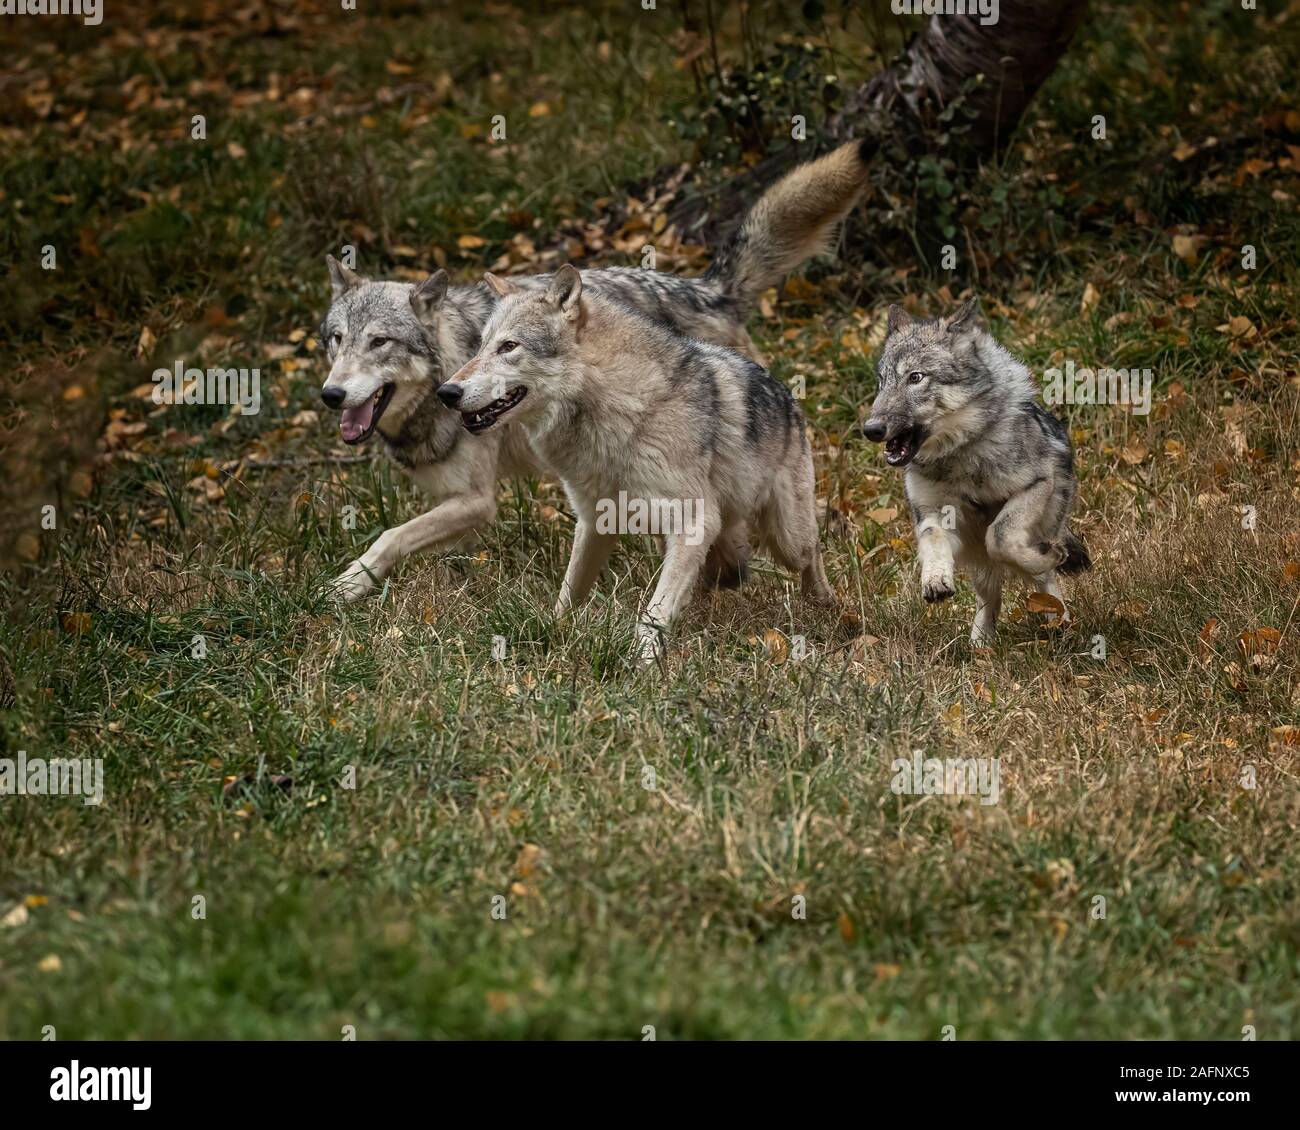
[317,140,872,601]
[437,264,835,662]
[861,299,1091,644]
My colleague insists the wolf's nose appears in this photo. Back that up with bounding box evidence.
[862,419,887,442]
[320,386,346,409]
[437,383,463,407]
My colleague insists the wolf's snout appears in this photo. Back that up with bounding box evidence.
[436,383,464,407]
[862,419,887,442]
[320,386,346,409]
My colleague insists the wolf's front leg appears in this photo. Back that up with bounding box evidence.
[331,490,497,602]
[915,510,956,604]
[635,533,715,664]
[554,514,618,618]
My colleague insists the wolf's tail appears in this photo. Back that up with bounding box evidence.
[701,138,873,312]
[1058,528,1093,576]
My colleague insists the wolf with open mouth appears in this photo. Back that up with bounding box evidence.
[317,140,873,601]
[861,299,1092,643]
[438,264,836,664]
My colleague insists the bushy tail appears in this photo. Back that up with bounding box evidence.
[701,138,873,312]
[1059,528,1093,576]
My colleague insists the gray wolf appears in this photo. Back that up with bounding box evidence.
[437,264,835,662]
[317,140,870,600]
[861,299,1091,644]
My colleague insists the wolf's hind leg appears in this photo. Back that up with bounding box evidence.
[702,520,751,590]
[757,468,835,605]
[970,565,1004,645]
[986,479,1068,577]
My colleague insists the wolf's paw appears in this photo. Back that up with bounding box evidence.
[1036,540,1069,569]
[634,622,665,666]
[970,621,998,647]
[331,560,380,603]
[921,567,956,604]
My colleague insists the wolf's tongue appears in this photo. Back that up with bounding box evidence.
[340,399,376,442]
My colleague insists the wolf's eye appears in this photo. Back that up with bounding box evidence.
[497,340,519,355]
[907,370,925,385]
[330,331,342,348]
[369,337,390,350]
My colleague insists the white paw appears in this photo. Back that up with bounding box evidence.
[970,621,997,646]
[331,559,381,603]
[921,565,956,604]
[634,623,665,666]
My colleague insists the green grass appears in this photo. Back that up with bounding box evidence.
[2,1,1299,1039]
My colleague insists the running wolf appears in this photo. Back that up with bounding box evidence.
[318,140,871,599]
[437,264,836,662]
[861,299,1091,643]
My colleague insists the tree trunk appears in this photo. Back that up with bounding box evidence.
[666,0,1089,249]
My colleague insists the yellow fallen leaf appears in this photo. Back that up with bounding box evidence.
[1238,628,1280,658]
[515,843,543,878]
[1026,592,1066,615]
[60,612,92,636]
[762,628,788,664]
[1120,438,1148,465]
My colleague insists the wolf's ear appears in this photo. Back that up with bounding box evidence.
[484,272,516,299]
[326,255,366,300]
[943,297,981,337]
[410,269,449,323]
[545,263,583,322]
[886,304,914,335]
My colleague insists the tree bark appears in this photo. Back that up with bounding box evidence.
[665,0,1089,249]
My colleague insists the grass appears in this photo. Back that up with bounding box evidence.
[2,1,1299,1039]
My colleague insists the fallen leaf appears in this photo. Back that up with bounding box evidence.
[60,612,92,636]
[1026,592,1066,615]
[761,628,788,664]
